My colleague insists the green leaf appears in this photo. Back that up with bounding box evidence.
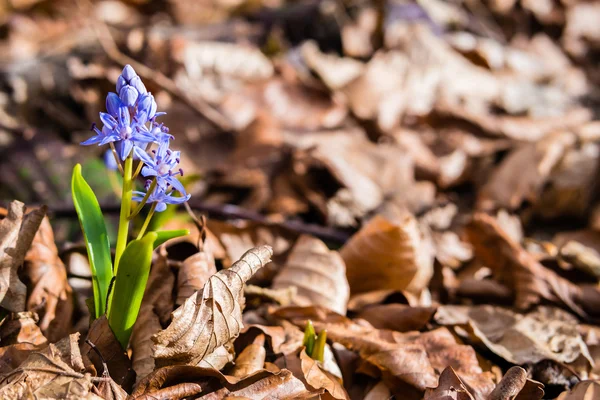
[302,320,316,357]
[152,229,190,249]
[108,232,157,349]
[312,329,327,363]
[72,164,113,318]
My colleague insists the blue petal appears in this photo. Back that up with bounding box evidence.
[118,105,131,127]
[167,176,186,195]
[104,149,119,171]
[100,133,120,145]
[131,130,155,143]
[121,64,137,82]
[130,76,147,95]
[133,146,155,165]
[106,93,122,116]
[119,85,138,107]
[141,166,158,177]
[155,202,168,212]
[120,140,134,160]
[99,113,116,129]
[116,75,127,93]
[81,135,103,145]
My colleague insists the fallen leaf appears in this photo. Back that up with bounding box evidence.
[153,246,273,366]
[130,365,310,400]
[0,311,47,346]
[435,305,592,366]
[229,334,266,378]
[82,316,133,388]
[244,284,296,307]
[467,213,586,316]
[0,342,43,375]
[272,235,349,314]
[556,380,600,400]
[276,348,349,400]
[0,201,46,312]
[341,212,434,294]
[176,240,217,306]
[0,333,99,399]
[23,216,74,342]
[424,366,474,400]
[355,304,436,332]
[489,366,527,400]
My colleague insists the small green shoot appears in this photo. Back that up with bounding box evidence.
[302,320,327,362]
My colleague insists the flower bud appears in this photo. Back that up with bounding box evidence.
[121,64,137,82]
[119,85,138,106]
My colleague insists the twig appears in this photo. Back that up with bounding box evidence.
[85,339,110,378]
[47,200,354,244]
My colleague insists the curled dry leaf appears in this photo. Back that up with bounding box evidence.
[130,365,309,400]
[131,249,175,382]
[467,213,586,316]
[0,333,97,399]
[0,311,47,346]
[489,366,527,400]
[276,348,349,400]
[153,246,273,366]
[0,201,46,312]
[341,212,434,295]
[272,235,349,314]
[176,242,217,306]
[23,216,73,342]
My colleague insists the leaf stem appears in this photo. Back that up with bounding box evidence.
[114,155,133,274]
[129,179,156,220]
[137,203,156,240]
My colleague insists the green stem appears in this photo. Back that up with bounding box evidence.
[114,155,133,274]
[137,203,156,240]
[129,179,156,220]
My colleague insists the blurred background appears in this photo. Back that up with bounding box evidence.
[0,0,599,245]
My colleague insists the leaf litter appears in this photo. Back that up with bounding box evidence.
[3,0,600,399]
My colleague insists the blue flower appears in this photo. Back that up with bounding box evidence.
[104,149,119,171]
[133,186,190,212]
[97,105,155,160]
[134,142,186,195]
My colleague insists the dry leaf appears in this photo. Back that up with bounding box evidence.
[467,213,586,316]
[131,365,310,400]
[83,316,133,388]
[0,333,99,399]
[435,305,592,366]
[276,348,349,400]
[341,212,434,294]
[176,246,217,306]
[0,201,46,312]
[556,380,600,400]
[0,311,47,346]
[230,334,265,378]
[355,304,436,332]
[153,246,273,366]
[424,367,474,400]
[0,342,43,375]
[23,216,73,342]
[272,235,349,314]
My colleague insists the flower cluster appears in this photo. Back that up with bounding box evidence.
[83,65,190,212]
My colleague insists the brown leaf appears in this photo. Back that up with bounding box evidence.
[0,201,46,312]
[355,304,436,332]
[23,216,73,342]
[435,305,592,366]
[0,333,96,399]
[272,235,349,314]
[0,342,43,375]
[467,213,586,316]
[131,365,310,400]
[229,334,266,378]
[176,246,217,306]
[0,311,47,346]
[276,348,349,400]
[82,316,133,388]
[424,367,474,400]
[244,284,297,307]
[556,380,600,400]
[131,249,175,382]
[341,212,434,295]
[93,376,128,400]
[153,245,273,366]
